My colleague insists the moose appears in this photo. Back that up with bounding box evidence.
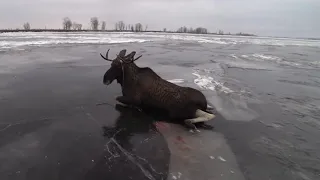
[100,49,215,131]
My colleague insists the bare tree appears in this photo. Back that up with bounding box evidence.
[135,23,143,32]
[101,21,106,30]
[145,24,148,31]
[90,17,99,30]
[77,24,82,30]
[183,26,187,33]
[63,17,72,30]
[23,22,30,30]
[131,25,134,32]
[72,22,82,30]
[177,26,207,34]
[114,21,125,31]
[177,26,188,33]
[115,22,118,31]
[163,28,167,32]
[72,22,78,30]
[118,21,125,31]
[195,27,208,34]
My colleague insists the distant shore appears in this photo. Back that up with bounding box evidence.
[0,29,257,37]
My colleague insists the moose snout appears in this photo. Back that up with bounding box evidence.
[103,77,111,85]
[103,71,111,85]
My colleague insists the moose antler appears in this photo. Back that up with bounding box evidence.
[101,50,142,64]
[122,51,143,63]
[133,55,142,61]
[100,49,113,61]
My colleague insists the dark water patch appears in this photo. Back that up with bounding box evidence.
[291,52,308,57]
[176,62,199,67]
[210,53,230,59]
[280,96,310,105]
[158,60,200,68]
[225,65,272,71]
[267,46,277,51]
[158,61,172,66]
[278,79,320,88]
[177,42,203,47]
[158,50,170,55]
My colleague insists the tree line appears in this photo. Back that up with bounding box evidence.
[17,18,255,36]
[176,26,208,34]
[61,17,146,32]
[175,26,255,36]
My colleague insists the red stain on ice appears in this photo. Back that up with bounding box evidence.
[176,136,186,144]
[154,121,170,130]
[175,136,191,151]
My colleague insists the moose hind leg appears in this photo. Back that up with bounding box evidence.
[184,109,216,131]
[184,119,198,131]
[196,122,214,130]
[194,109,216,122]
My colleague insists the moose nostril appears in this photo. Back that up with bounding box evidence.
[104,80,111,85]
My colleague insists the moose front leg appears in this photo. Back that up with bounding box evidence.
[116,96,142,111]
[116,96,133,106]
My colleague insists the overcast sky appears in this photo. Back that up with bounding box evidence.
[0,0,319,38]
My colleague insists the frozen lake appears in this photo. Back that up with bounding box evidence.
[1,32,320,180]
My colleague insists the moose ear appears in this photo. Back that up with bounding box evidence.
[118,49,127,57]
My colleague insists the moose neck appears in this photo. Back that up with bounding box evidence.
[121,62,139,89]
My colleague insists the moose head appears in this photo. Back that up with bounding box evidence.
[100,49,142,86]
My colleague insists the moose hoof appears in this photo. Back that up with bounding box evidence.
[184,119,198,132]
[196,122,215,130]
[188,129,201,133]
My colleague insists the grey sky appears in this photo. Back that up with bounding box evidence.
[0,0,319,38]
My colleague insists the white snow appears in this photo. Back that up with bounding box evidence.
[192,72,233,93]
[218,156,227,162]
[167,79,185,84]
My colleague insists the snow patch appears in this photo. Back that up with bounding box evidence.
[0,39,149,50]
[218,156,226,162]
[1,32,320,51]
[167,79,184,84]
[252,54,281,61]
[230,54,239,59]
[192,72,233,93]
